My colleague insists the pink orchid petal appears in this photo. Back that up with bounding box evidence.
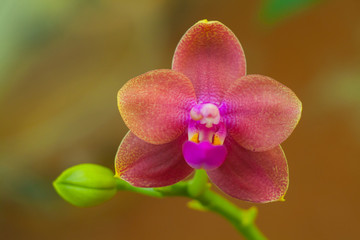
[172,20,246,105]
[207,137,288,203]
[221,74,302,152]
[115,131,193,187]
[118,69,197,145]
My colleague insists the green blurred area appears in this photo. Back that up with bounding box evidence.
[1,0,360,239]
[259,0,321,24]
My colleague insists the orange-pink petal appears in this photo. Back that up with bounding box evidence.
[118,69,197,145]
[207,136,288,203]
[115,131,193,187]
[172,20,246,105]
[221,74,302,152]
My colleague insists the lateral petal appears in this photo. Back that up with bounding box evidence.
[118,69,197,144]
[221,74,302,152]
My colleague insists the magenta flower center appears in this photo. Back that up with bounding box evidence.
[182,103,227,170]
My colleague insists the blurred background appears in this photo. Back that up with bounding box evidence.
[1,0,359,239]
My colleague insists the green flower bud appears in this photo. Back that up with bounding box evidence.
[53,164,117,207]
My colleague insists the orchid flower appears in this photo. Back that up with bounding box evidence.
[115,20,302,203]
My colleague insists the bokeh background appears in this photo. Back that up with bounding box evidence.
[1,0,359,239]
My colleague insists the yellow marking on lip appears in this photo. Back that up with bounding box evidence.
[190,132,199,143]
[212,135,222,146]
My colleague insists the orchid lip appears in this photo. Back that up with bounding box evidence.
[182,141,227,170]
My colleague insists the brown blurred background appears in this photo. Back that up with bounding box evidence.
[1,0,359,239]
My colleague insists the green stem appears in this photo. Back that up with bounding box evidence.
[187,169,209,197]
[195,190,266,240]
[116,178,164,197]
[115,174,267,240]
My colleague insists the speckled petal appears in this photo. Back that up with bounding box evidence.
[221,74,302,152]
[115,131,193,187]
[207,136,288,203]
[118,69,197,145]
[172,20,246,105]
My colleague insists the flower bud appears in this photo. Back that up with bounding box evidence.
[53,164,117,207]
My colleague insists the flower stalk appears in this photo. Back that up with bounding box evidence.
[115,171,267,240]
